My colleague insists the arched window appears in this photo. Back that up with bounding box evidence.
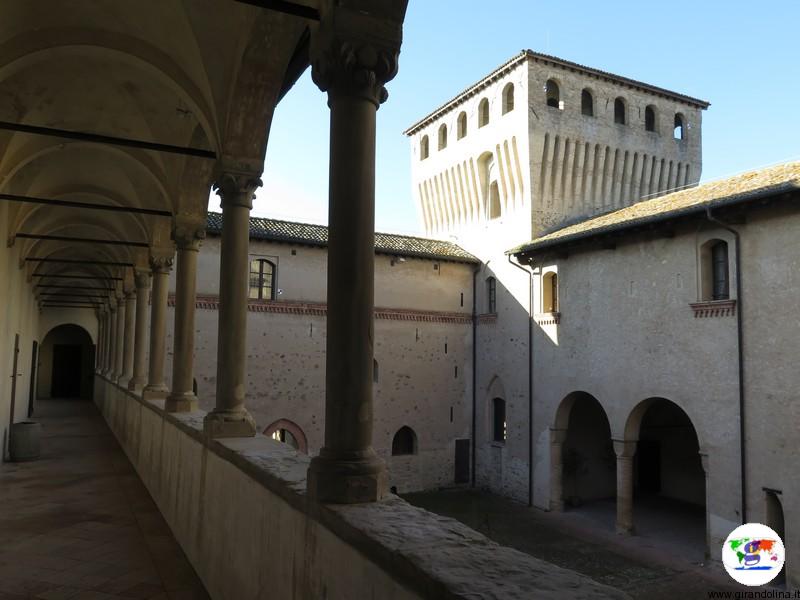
[438,124,447,150]
[543,271,558,312]
[674,113,685,140]
[457,111,467,139]
[420,135,429,160]
[478,98,489,127]
[581,89,594,116]
[545,79,560,109]
[614,97,626,124]
[645,105,657,132]
[711,241,729,300]
[249,258,275,300]
[392,426,417,455]
[502,83,515,114]
[264,419,308,454]
[486,276,497,313]
[492,398,506,442]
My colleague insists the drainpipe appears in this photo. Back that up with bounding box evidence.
[471,265,479,488]
[706,207,747,524]
[508,254,534,507]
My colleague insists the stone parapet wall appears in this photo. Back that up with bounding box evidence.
[95,376,628,600]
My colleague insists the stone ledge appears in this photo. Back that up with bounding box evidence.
[689,299,736,318]
[99,378,628,600]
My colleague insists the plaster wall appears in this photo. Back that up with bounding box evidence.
[0,205,40,460]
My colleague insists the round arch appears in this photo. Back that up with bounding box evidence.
[263,419,308,454]
[37,323,95,401]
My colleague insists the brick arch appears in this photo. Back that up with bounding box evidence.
[263,419,308,454]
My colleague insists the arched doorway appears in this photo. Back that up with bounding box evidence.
[623,398,706,554]
[37,324,95,401]
[551,392,615,511]
[263,419,308,454]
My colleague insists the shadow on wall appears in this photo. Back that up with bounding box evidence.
[37,324,94,401]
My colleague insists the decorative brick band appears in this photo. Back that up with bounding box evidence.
[168,294,471,324]
[689,299,737,318]
[535,312,561,325]
[477,313,497,325]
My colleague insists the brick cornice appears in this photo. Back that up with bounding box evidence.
[168,294,472,324]
[689,299,737,318]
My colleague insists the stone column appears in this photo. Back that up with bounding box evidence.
[166,220,204,413]
[142,254,173,400]
[203,174,259,437]
[113,294,126,382]
[614,439,637,535]
[549,428,567,512]
[305,12,403,503]
[128,269,151,393]
[103,299,116,377]
[118,291,136,387]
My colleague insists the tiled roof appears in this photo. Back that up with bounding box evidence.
[404,50,709,136]
[206,213,478,263]
[509,161,800,256]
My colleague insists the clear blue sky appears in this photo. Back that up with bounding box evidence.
[238,0,799,235]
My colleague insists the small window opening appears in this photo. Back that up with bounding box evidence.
[271,428,300,451]
[492,398,506,442]
[392,426,417,456]
[581,89,594,116]
[450,406,454,422]
[645,105,656,132]
[502,83,515,114]
[711,241,729,300]
[460,292,464,307]
[614,97,626,124]
[487,277,497,313]
[438,124,447,150]
[457,111,467,139]
[373,358,379,383]
[454,366,458,378]
[545,79,560,109]
[478,98,490,127]
[674,113,685,140]
[543,271,558,312]
[420,135,429,160]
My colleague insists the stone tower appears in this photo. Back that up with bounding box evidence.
[404,50,709,245]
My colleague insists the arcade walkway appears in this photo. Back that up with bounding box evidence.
[0,400,209,600]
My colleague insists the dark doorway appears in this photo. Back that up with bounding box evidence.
[52,345,82,397]
[27,341,38,417]
[455,438,470,484]
[637,440,661,493]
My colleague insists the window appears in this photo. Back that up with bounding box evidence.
[457,111,467,139]
[545,79,560,109]
[645,105,656,132]
[249,258,275,300]
[271,428,300,450]
[543,271,558,312]
[492,398,506,442]
[487,276,497,313]
[614,97,626,124]
[438,124,447,150]
[502,83,514,114]
[392,426,417,455]
[711,241,729,300]
[478,98,489,127]
[581,89,594,116]
[420,135,429,160]
[674,113,685,140]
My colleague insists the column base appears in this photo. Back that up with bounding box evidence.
[307,449,388,504]
[203,408,256,439]
[142,385,169,401]
[616,524,634,536]
[117,375,132,389]
[165,392,198,413]
[127,376,146,394]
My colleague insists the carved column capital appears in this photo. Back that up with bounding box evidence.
[133,268,151,290]
[149,253,174,274]
[214,171,262,210]
[172,216,206,251]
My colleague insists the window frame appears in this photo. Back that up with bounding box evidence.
[249,257,276,301]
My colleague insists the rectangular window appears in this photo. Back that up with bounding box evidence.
[487,277,497,313]
[249,258,275,300]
